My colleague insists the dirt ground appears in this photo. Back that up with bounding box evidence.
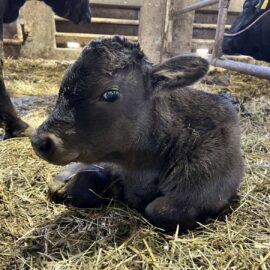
[0,58,269,269]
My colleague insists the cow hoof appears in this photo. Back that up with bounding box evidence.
[20,126,34,137]
[3,125,34,140]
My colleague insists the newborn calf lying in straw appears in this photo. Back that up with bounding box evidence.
[31,36,244,232]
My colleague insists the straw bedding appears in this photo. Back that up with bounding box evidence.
[0,59,269,269]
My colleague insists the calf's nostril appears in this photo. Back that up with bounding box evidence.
[38,137,53,157]
[31,134,55,159]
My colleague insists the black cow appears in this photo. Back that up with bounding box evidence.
[0,0,91,139]
[223,0,270,62]
[31,36,244,232]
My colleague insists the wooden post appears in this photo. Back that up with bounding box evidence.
[0,16,3,80]
[162,0,196,60]
[139,0,167,63]
[211,0,230,60]
[19,0,55,59]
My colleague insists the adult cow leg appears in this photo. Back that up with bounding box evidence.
[0,20,30,139]
[0,79,30,139]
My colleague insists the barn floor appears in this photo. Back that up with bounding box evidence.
[0,58,269,269]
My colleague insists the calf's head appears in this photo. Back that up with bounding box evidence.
[31,36,208,165]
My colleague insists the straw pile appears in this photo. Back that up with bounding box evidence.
[0,59,269,269]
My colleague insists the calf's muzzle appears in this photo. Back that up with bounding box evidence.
[31,132,56,161]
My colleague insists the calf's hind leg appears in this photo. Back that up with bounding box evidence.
[145,196,211,232]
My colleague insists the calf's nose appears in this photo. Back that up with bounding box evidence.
[31,132,55,160]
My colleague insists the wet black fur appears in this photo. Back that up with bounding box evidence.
[33,36,244,232]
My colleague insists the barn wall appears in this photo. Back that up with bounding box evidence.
[12,0,145,61]
[139,0,167,63]
[162,0,195,60]
[204,0,245,12]
[15,0,168,63]
[228,0,245,12]
[174,0,245,55]
[3,0,246,61]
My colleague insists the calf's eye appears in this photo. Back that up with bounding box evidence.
[101,89,121,102]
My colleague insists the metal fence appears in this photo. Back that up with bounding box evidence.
[171,0,270,80]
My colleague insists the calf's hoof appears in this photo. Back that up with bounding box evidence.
[48,179,68,204]
[48,164,112,208]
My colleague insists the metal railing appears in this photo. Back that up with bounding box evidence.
[170,0,219,16]
[171,0,270,80]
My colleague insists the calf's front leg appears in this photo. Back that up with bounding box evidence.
[48,163,123,208]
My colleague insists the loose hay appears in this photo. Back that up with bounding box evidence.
[0,59,269,270]
[4,58,70,96]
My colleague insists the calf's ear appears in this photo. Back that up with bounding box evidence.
[150,55,209,89]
